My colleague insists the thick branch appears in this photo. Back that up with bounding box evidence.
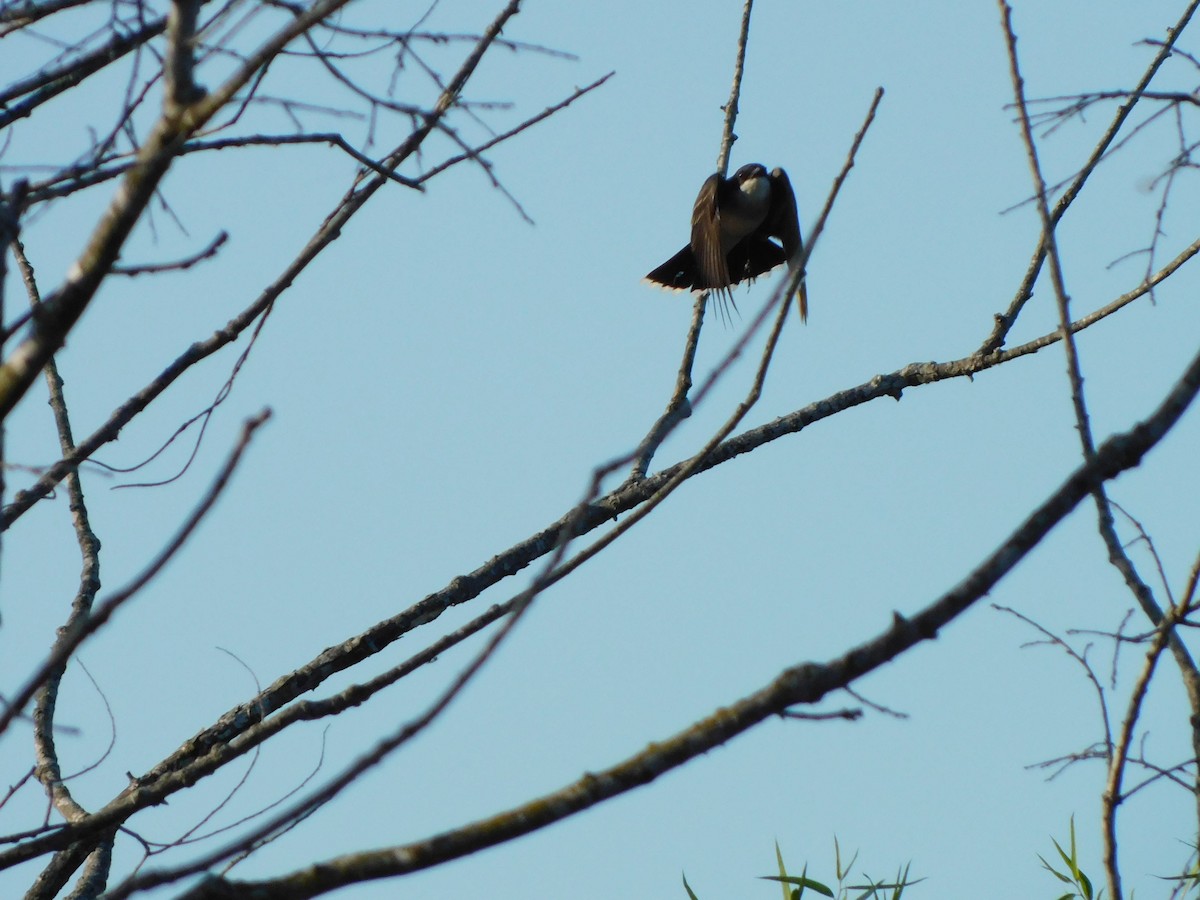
[165,0,204,111]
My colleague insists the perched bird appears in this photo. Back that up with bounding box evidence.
[645,163,808,321]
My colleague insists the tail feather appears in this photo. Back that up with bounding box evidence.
[645,245,700,290]
[647,240,806,326]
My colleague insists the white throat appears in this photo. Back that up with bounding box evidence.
[721,176,771,248]
[739,175,770,205]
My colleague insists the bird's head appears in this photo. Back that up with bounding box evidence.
[732,163,770,205]
[732,163,768,183]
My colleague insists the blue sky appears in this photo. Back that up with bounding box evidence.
[3,2,1200,898]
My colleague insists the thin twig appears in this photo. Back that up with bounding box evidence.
[10,238,103,895]
[110,231,228,276]
[779,708,862,722]
[628,299,703,480]
[2,44,603,525]
[977,0,1200,355]
[630,0,757,479]
[0,19,164,122]
[993,603,1113,757]
[1106,598,1187,864]
[415,72,613,183]
[0,410,270,739]
[1000,8,1200,891]
[0,0,364,423]
[716,0,754,176]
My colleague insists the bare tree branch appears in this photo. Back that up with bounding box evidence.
[110,231,228,277]
[0,18,164,124]
[3,4,1198,897]
[977,0,1200,355]
[0,409,271,738]
[0,0,95,32]
[716,0,754,177]
[0,0,361,423]
[999,13,1200,893]
[9,238,105,895]
[158,335,1200,899]
[2,2,595,526]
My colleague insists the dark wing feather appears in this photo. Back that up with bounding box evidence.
[767,167,808,322]
[689,173,730,291]
[765,168,801,258]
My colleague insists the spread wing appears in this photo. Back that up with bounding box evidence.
[689,173,729,291]
[767,167,809,322]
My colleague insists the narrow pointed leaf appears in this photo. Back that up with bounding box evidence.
[1039,854,1072,884]
[761,875,834,897]
[1052,838,1081,880]
[775,841,791,900]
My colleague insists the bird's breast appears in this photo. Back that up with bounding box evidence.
[720,177,771,248]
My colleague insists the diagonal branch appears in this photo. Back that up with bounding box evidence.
[632,0,758,479]
[977,0,1200,355]
[65,236,1191,840]
[1,0,597,529]
[0,0,363,424]
[0,0,95,31]
[1000,7,1200,896]
[0,17,165,124]
[0,410,270,739]
[162,331,1200,900]
[716,0,754,177]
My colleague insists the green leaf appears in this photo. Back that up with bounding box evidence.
[834,837,859,881]
[1039,853,1073,884]
[760,875,834,897]
[1053,838,1079,880]
[775,841,792,900]
[682,872,700,900]
[847,876,888,900]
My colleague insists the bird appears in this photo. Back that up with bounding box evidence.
[645,163,808,322]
